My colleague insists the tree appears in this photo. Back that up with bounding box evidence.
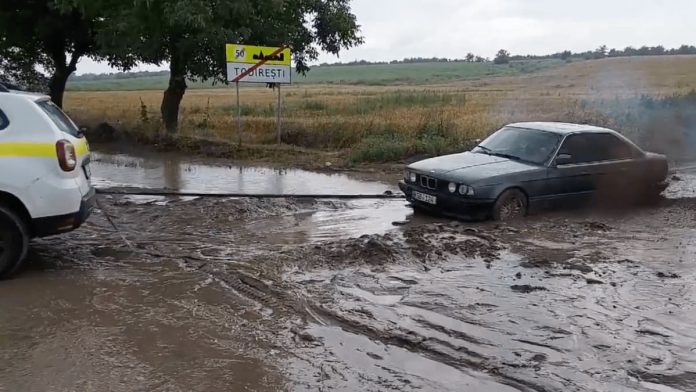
[650,45,665,56]
[97,0,363,134]
[0,0,110,107]
[593,45,607,59]
[465,53,475,62]
[559,50,572,60]
[493,49,510,65]
[0,48,49,91]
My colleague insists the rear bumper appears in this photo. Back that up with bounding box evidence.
[32,187,96,237]
[399,181,493,219]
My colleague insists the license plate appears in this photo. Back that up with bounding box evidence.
[83,164,91,179]
[413,191,436,205]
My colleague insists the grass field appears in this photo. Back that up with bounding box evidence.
[67,59,563,91]
[65,55,696,165]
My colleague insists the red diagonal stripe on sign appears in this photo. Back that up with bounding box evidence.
[232,46,287,83]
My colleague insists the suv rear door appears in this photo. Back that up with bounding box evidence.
[35,99,91,196]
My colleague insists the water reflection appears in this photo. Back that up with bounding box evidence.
[90,152,396,195]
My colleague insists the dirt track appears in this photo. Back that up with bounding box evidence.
[1,186,696,391]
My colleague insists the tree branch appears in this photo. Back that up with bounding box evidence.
[67,51,82,73]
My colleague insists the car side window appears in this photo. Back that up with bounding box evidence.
[589,133,633,161]
[558,134,594,164]
[0,108,8,131]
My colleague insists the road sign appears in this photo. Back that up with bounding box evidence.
[225,44,292,84]
[226,43,291,146]
[226,44,291,66]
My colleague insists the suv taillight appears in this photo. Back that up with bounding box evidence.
[56,140,77,171]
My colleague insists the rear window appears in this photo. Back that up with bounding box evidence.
[0,108,8,130]
[36,100,80,137]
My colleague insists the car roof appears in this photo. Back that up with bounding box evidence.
[0,89,50,102]
[507,122,615,135]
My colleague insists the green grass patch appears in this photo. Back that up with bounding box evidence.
[349,112,476,163]
[67,59,565,91]
[349,91,466,115]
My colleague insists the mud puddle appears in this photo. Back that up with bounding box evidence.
[0,221,293,391]
[91,151,398,195]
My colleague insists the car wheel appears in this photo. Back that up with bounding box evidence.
[0,206,29,279]
[492,189,528,221]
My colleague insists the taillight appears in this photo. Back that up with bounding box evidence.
[56,140,77,171]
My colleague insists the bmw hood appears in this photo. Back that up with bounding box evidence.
[408,152,538,184]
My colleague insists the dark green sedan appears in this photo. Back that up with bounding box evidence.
[399,122,669,221]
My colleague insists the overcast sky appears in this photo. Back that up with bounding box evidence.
[75,0,693,74]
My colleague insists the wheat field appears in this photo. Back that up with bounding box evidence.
[65,55,696,162]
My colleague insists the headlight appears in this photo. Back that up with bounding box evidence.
[448,182,457,193]
[459,185,475,196]
[409,172,417,183]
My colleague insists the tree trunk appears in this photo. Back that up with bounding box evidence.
[161,61,187,135]
[48,52,80,109]
[48,69,70,108]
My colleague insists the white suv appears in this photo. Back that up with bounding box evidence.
[0,84,95,278]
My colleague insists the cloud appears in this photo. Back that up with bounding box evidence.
[320,0,695,62]
[76,0,695,73]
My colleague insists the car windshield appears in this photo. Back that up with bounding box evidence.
[36,99,81,138]
[474,126,561,165]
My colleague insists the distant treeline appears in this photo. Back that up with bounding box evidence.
[512,44,696,61]
[319,55,489,67]
[319,44,696,67]
[69,70,170,82]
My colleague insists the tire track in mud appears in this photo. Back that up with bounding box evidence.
[82,194,696,391]
[278,224,564,392]
[297,293,556,392]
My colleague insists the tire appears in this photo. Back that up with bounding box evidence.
[492,189,528,221]
[0,205,29,279]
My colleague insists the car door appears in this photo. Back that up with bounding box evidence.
[545,133,598,205]
[586,133,637,201]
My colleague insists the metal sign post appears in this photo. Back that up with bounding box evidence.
[277,84,282,144]
[236,81,241,146]
[225,44,292,146]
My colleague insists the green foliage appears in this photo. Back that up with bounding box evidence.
[350,112,469,163]
[494,49,511,65]
[0,0,107,105]
[139,98,149,123]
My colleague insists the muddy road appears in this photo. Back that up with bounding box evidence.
[1,153,696,391]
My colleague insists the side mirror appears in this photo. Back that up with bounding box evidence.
[555,153,573,166]
[78,126,87,138]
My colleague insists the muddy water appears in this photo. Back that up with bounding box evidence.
[287,206,696,391]
[3,153,696,391]
[91,151,397,195]
[0,217,292,391]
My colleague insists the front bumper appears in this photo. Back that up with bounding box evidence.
[398,181,493,219]
[32,187,97,237]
